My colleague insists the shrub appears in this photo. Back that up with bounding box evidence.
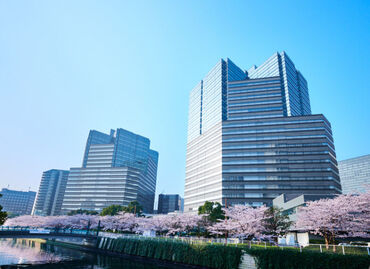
[96,237,242,269]
[244,247,370,269]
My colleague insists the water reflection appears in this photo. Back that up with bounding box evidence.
[0,238,90,265]
[0,238,174,268]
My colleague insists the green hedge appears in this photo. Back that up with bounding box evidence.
[97,237,242,269]
[244,248,370,269]
[309,238,326,244]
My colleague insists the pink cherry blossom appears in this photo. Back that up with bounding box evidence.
[296,191,370,247]
[208,205,267,239]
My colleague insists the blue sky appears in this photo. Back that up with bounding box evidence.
[0,1,369,197]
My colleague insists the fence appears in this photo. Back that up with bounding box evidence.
[304,243,369,256]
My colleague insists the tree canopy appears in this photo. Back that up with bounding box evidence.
[3,192,369,244]
[100,201,143,216]
[296,192,370,248]
[262,206,292,241]
[100,205,125,216]
[209,204,266,239]
[198,201,224,223]
[123,201,143,216]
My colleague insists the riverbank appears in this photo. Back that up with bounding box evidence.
[49,237,370,269]
[46,239,211,269]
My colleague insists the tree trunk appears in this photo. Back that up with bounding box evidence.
[324,235,329,250]
[331,234,336,252]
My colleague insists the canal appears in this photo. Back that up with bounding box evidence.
[0,238,175,268]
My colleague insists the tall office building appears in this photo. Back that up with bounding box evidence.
[61,128,158,214]
[157,194,183,214]
[32,169,70,216]
[185,52,341,212]
[0,188,36,216]
[338,154,370,194]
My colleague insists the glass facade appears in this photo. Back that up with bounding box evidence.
[157,194,183,214]
[338,154,370,194]
[33,169,70,216]
[247,52,311,117]
[0,188,36,216]
[202,60,225,133]
[62,128,158,214]
[185,52,340,212]
[187,81,203,142]
[187,59,246,143]
[82,129,115,168]
[221,114,340,207]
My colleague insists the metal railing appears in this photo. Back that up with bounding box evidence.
[0,226,98,236]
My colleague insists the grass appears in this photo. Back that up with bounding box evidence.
[304,244,368,256]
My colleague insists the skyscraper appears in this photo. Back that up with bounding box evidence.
[61,128,158,214]
[185,52,341,212]
[338,154,370,194]
[32,169,70,216]
[0,188,36,216]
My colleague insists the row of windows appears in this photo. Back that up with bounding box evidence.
[228,80,280,88]
[223,134,329,143]
[222,150,330,157]
[222,175,338,181]
[223,126,327,135]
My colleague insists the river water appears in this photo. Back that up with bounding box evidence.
[0,238,173,268]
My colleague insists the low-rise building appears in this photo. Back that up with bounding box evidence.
[273,193,334,246]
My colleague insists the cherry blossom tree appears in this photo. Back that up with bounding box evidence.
[5,215,49,227]
[63,214,99,230]
[208,205,267,239]
[160,214,202,236]
[4,214,99,231]
[100,212,137,232]
[135,215,171,235]
[5,192,367,247]
[296,191,370,249]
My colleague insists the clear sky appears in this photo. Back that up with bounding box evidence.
[0,1,369,198]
